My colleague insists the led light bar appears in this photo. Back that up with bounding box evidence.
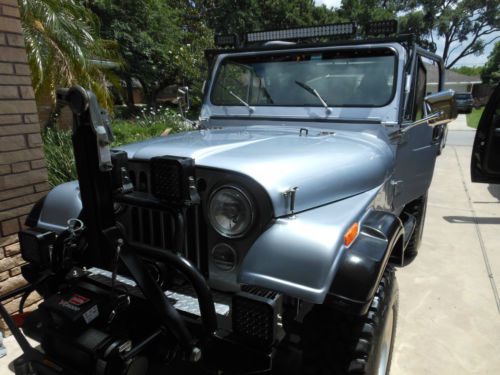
[214,34,239,47]
[366,20,398,36]
[246,22,356,43]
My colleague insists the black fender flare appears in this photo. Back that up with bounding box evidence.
[24,181,82,233]
[325,210,404,315]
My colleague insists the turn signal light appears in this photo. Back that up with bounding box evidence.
[344,222,359,247]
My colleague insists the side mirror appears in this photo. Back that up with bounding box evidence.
[176,86,196,128]
[177,86,190,113]
[401,90,458,134]
[424,89,458,126]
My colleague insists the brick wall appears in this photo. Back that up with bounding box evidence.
[0,0,48,333]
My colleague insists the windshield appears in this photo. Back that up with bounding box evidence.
[211,48,397,108]
[455,93,472,99]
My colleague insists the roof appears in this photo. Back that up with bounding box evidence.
[426,63,481,85]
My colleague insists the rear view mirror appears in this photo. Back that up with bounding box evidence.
[424,90,458,126]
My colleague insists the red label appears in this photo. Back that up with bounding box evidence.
[68,294,90,306]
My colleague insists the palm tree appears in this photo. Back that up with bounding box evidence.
[19,0,121,110]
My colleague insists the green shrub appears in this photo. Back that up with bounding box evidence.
[42,126,77,187]
[43,106,188,187]
[112,106,186,146]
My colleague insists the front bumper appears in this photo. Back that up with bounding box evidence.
[3,263,282,375]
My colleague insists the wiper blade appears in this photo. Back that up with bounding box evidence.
[228,90,253,112]
[295,80,330,112]
[220,85,254,113]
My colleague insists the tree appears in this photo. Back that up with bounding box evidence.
[20,0,121,109]
[336,1,437,50]
[91,0,212,107]
[482,41,500,83]
[450,65,483,76]
[196,0,340,37]
[168,1,215,109]
[398,9,438,52]
[338,0,499,69]
[338,0,408,28]
[407,0,499,69]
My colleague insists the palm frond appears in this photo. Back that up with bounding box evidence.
[19,0,122,110]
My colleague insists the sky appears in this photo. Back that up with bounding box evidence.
[313,0,497,67]
[315,0,342,8]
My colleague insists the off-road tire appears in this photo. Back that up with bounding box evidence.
[403,193,428,263]
[300,267,398,375]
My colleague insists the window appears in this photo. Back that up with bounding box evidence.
[414,59,427,121]
[211,48,397,108]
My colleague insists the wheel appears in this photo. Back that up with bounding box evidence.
[403,192,428,263]
[436,125,447,155]
[301,267,398,375]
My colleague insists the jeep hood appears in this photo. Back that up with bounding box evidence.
[118,126,394,217]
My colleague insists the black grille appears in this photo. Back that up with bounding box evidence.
[120,160,203,269]
[232,288,280,347]
[129,206,176,249]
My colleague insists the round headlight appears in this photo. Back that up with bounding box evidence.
[208,186,254,238]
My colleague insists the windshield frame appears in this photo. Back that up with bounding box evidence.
[209,46,399,109]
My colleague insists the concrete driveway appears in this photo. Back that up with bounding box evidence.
[1,116,499,374]
[393,116,500,374]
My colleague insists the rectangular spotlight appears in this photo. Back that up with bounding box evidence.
[19,227,55,266]
[150,156,196,205]
[214,34,239,47]
[365,20,398,36]
[246,22,357,43]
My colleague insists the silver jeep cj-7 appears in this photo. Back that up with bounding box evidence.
[2,21,458,375]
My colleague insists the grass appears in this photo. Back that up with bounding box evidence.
[466,107,484,129]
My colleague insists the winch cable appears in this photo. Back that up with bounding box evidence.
[103,226,195,350]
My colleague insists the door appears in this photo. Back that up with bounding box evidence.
[471,84,500,183]
[392,58,439,210]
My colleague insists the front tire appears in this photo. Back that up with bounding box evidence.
[301,267,398,375]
